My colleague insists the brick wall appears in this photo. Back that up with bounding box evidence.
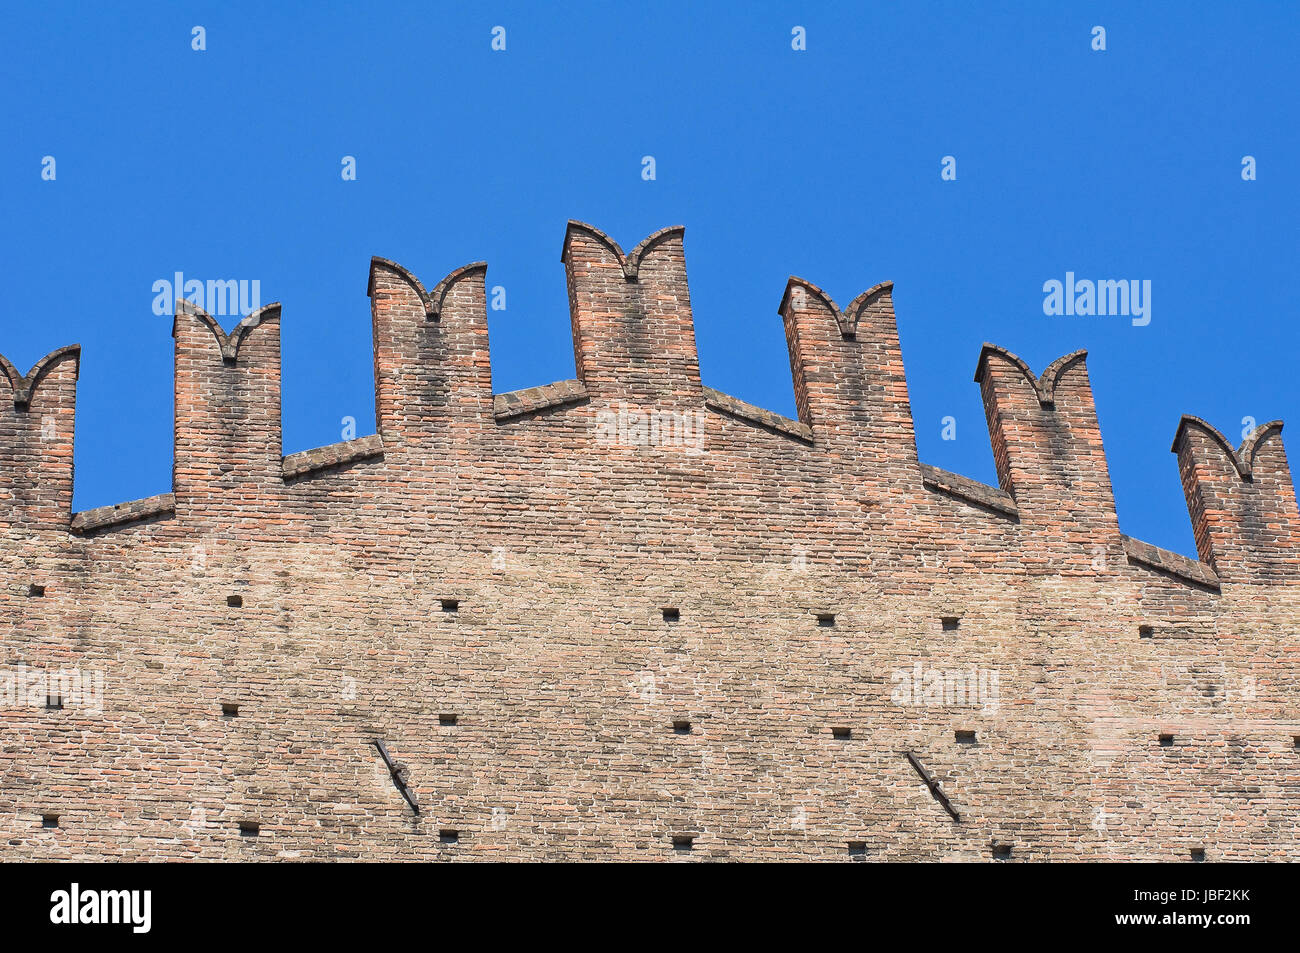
[2,221,1296,861]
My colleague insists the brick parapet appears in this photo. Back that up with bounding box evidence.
[1,220,1295,861]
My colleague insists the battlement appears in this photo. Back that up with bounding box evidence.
[1,220,1292,588]
[2,220,1297,863]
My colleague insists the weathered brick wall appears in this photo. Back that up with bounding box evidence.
[2,221,1296,861]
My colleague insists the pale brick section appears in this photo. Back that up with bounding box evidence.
[1,221,1296,861]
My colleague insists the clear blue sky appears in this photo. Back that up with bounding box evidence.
[2,1,1295,557]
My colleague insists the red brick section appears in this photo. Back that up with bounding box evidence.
[975,346,1124,575]
[173,301,284,513]
[562,223,700,407]
[0,346,79,534]
[1173,416,1300,584]
[1,220,1297,861]
[780,278,918,473]
[368,257,441,448]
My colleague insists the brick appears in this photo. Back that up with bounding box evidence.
[0,219,1295,862]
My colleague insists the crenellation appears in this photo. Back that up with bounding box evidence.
[429,261,496,432]
[975,345,1124,573]
[0,344,80,532]
[561,222,701,405]
[172,300,284,505]
[1173,416,1297,584]
[0,345,82,409]
[779,276,921,486]
[368,256,440,445]
[366,256,437,318]
[0,219,1295,861]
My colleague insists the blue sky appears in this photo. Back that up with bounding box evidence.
[2,1,1295,557]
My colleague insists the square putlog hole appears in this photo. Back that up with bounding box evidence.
[1139,625,1154,639]
[440,599,459,613]
[439,829,459,844]
[671,834,694,852]
[1159,733,1174,747]
[955,730,977,744]
[221,703,239,718]
[1189,847,1206,862]
[238,821,260,837]
[41,814,59,829]
[992,843,1012,860]
[45,694,62,711]
[816,613,836,627]
[672,720,692,735]
[439,713,458,726]
[28,584,45,597]
[831,726,852,740]
[941,617,961,631]
[847,841,867,857]
[227,595,243,608]
[661,607,680,622]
